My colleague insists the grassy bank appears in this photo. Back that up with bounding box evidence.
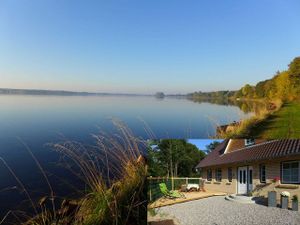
[220,101,300,138]
[217,99,281,138]
[247,101,300,138]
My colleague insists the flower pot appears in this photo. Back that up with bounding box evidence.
[281,196,288,209]
[292,200,298,211]
[268,191,277,207]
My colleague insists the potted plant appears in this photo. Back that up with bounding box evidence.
[268,191,277,207]
[280,191,290,209]
[292,195,298,211]
[273,177,280,184]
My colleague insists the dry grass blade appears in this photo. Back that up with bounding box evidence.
[18,138,57,221]
[2,119,147,225]
[0,158,38,216]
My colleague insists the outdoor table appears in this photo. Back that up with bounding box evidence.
[187,184,200,191]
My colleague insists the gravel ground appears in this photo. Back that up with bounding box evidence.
[156,196,300,225]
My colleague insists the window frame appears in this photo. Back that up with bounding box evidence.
[245,139,255,146]
[259,164,266,183]
[215,168,222,182]
[281,161,300,184]
[228,167,232,182]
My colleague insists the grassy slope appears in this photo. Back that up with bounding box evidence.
[248,102,300,138]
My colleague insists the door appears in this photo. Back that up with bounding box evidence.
[238,167,247,194]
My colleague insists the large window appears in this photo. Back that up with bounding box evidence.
[228,167,232,182]
[215,168,222,182]
[207,169,212,181]
[282,161,300,184]
[260,164,266,183]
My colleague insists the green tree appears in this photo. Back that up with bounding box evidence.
[288,57,300,99]
[148,139,205,177]
[255,80,267,98]
[241,84,255,98]
[205,141,221,154]
[288,57,300,77]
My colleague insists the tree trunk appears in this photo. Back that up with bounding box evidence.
[175,163,178,177]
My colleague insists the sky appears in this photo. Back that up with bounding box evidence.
[188,139,223,152]
[1,0,300,94]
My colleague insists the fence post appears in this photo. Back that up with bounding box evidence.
[171,177,174,190]
[149,177,152,202]
[186,177,188,187]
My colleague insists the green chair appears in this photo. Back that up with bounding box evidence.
[159,183,185,199]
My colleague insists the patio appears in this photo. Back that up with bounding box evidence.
[148,190,226,208]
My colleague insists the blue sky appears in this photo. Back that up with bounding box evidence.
[1,0,300,94]
[188,139,223,151]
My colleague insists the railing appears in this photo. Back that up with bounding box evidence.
[148,177,204,202]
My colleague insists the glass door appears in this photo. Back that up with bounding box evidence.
[238,166,247,194]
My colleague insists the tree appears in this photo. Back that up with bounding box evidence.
[288,57,300,77]
[205,141,221,154]
[255,80,267,98]
[155,92,165,98]
[288,57,300,98]
[241,84,255,98]
[273,71,290,101]
[148,139,205,177]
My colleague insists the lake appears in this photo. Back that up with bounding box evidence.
[0,95,252,218]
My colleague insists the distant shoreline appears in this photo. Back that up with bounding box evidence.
[0,88,151,97]
[0,88,189,97]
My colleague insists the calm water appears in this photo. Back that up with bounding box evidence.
[0,95,252,217]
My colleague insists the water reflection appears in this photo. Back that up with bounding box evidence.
[187,97,267,114]
[0,95,254,218]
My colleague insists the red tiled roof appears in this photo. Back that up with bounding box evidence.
[196,139,300,168]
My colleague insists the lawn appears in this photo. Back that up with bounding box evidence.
[249,102,300,138]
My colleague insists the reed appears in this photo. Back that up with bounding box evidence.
[0,120,147,225]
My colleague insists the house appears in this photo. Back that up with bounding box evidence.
[195,139,300,202]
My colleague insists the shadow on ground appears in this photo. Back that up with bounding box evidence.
[248,114,280,138]
[252,197,268,206]
[148,220,175,225]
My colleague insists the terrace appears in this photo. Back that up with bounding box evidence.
[148,177,226,208]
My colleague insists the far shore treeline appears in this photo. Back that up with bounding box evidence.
[188,56,300,102]
[0,88,152,96]
[1,56,299,102]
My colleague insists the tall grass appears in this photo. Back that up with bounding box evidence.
[0,120,147,225]
[215,99,283,138]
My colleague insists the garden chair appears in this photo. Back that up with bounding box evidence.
[159,183,185,199]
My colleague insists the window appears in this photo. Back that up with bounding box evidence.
[282,161,300,184]
[239,170,242,184]
[245,139,255,146]
[228,167,232,182]
[249,169,253,184]
[260,164,266,183]
[207,169,212,181]
[215,168,222,182]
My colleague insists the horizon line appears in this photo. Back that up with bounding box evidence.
[0,87,238,96]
